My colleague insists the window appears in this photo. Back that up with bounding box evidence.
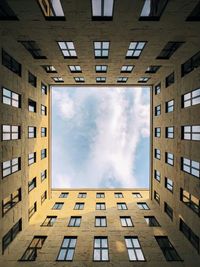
[28,99,36,112]
[126,42,146,59]
[157,42,184,59]
[182,88,200,108]
[41,148,47,159]
[19,41,46,59]
[28,152,36,165]
[180,219,199,253]
[132,192,142,198]
[28,202,37,219]
[20,236,47,261]
[155,83,161,95]
[0,0,18,20]
[68,216,82,227]
[28,72,37,87]
[52,77,64,82]
[125,237,145,261]
[166,99,174,112]
[41,83,47,95]
[96,77,106,83]
[155,149,161,160]
[164,202,173,220]
[74,77,85,83]
[120,216,133,227]
[155,105,161,116]
[94,41,110,58]
[165,72,174,87]
[41,191,47,204]
[166,127,174,138]
[2,157,21,178]
[154,191,160,204]
[96,202,106,210]
[28,126,36,138]
[2,125,20,140]
[115,192,123,198]
[41,216,57,227]
[2,87,21,108]
[155,127,161,137]
[140,0,168,20]
[93,237,109,261]
[2,188,21,215]
[95,216,107,227]
[92,0,114,20]
[38,0,65,20]
[117,77,128,83]
[165,177,173,192]
[181,157,200,178]
[28,177,36,193]
[138,77,150,83]
[137,202,149,210]
[117,202,128,210]
[2,49,21,76]
[57,237,77,261]
[144,216,160,227]
[41,127,47,137]
[52,202,64,210]
[145,65,161,73]
[96,192,105,198]
[42,65,57,73]
[2,219,22,254]
[68,65,82,73]
[154,170,161,182]
[59,192,69,198]
[41,170,47,182]
[180,188,200,216]
[187,1,200,21]
[165,152,174,166]
[57,41,77,58]
[182,125,200,141]
[96,65,107,73]
[41,104,47,115]
[121,65,134,73]
[78,192,87,198]
[74,202,84,210]
[155,236,182,261]
[181,51,200,77]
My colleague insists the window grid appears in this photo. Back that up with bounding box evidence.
[42,65,57,73]
[166,127,174,139]
[125,237,145,261]
[74,202,84,210]
[41,127,47,137]
[95,216,107,227]
[180,188,200,216]
[117,202,127,210]
[41,105,47,115]
[92,0,114,20]
[165,152,174,166]
[126,42,146,59]
[117,77,128,83]
[2,157,21,178]
[155,149,161,160]
[154,191,160,204]
[145,65,161,73]
[137,202,149,210]
[157,42,184,59]
[121,65,134,73]
[41,148,47,159]
[2,125,20,140]
[41,170,47,182]
[181,51,200,77]
[2,87,20,108]
[28,152,36,165]
[52,202,64,210]
[41,216,57,227]
[94,41,110,58]
[28,177,36,193]
[58,41,77,58]
[155,105,161,116]
[59,192,69,198]
[2,49,21,76]
[181,157,200,178]
[155,127,161,137]
[155,83,161,95]
[93,237,109,261]
[165,72,174,87]
[41,82,47,95]
[52,77,64,82]
[154,170,161,182]
[57,237,77,261]
[139,0,168,20]
[120,216,133,227]
[28,202,37,220]
[96,77,106,83]
[182,88,200,108]
[68,65,81,73]
[2,188,21,215]
[138,77,150,83]
[28,71,37,87]
[74,77,85,83]
[132,192,142,198]
[96,202,106,210]
[28,126,36,138]
[78,192,87,198]
[166,99,174,112]
[28,99,36,112]
[115,192,124,198]
[95,65,107,73]
[182,125,200,141]
[144,216,160,227]
[96,192,105,198]
[165,177,173,192]
[68,217,81,227]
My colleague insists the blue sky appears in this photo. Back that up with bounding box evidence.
[52,86,150,189]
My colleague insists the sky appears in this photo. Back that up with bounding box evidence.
[52,86,150,189]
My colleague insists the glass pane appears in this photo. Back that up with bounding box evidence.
[133,50,141,57]
[104,0,114,16]
[67,42,74,49]
[102,249,108,261]
[94,249,100,260]
[62,238,70,248]
[94,42,101,49]
[57,249,66,260]
[95,239,101,248]
[63,50,70,57]
[58,42,67,49]
[66,249,74,260]
[132,238,140,248]
[69,238,76,248]
[3,88,11,97]
[129,42,137,49]
[128,249,136,261]
[3,97,11,105]
[3,168,11,177]
[92,0,101,16]
[3,133,10,140]
[125,238,132,248]
[135,248,145,261]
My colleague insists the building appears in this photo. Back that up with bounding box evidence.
[0,0,200,266]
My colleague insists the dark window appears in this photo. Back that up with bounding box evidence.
[52,202,64,210]
[125,236,145,261]
[120,216,133,227]
[57,237,77,261]
[41,191,47,204]
[93,237,109,261]
[94,41,110,58]
[78,192,87,198]
[2,188,21,216]
[182,125,200,141]
[2,49,21,76]
[139,0,168,21]
[126,42,146,59]
[41,170,47,182]
[41,148,47,159]
[41,83,47,95]
[154,170,161,182]
[28,99,36,112]
[2,157,21,178]
[28,202,37,220]
[38,0,65,20]
[57,41,77,58]
[154,191,160,204]
[166,127,174,139]
[28,152,36,165]
[2,87,21,108]
[19,41,46,59]
[92,0,114,20]
[182,88,200,108]
[180,219,199,253]
[165,72,174,87]
[59,192,69,198]
[144,216,160,227]
[157,42,184,59]
[28,72,37,87]
[186,1,200,21]
[181,51,200,77]
[180,188,200,216]
[181,157,200,178]
[155,105,161,116]
[137,202,150,210]
[28,177,36,193]
[0,0,18,20]
[68,216,82,227]
[42,65,57,73]
[165,177,173,192]
[41,216,57,226]
[145,65,161,73]
[164,202,173,220]
[117,77,128,83]
[155,83,161,95]
[95,216,107,227]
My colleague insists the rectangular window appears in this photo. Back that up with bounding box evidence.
[165,152,174,166]
[41,104,47,115]
[96,65,107,73]
[57,41,77,58]
[2,125,20,140]
[68,216,82,227]
[145,65,161,73]
[96,77,106,83]
[52,202,64,210]
[187,1,200,20]
[28,152,36,165]
[52,77,64,83]
[96,192,105,198]
[117,77,128,83]
[155,149,161,160]
[41,216,57,227]
[38,0,65,20]
[2,157,21,178]
[41,82,47,95]
[182,125,200,141]
[155,236,182,261]
[165,72,174,87]
[155,105,161,116]
[154,191,160,204]
[94,41,110,58]
[114,192,123,198]
[28,126,36,138]
[138,77,150,83]
[68,65,82,73]
[28,72,37,87]
[125,237,145,261]
[59,192,69,198]
[140,0,168,20]
[19,41,46,59]
[155,83,161,95]
[2,49,21,76]
[166,127,174,139]
[180,188,200,216]
[121,65,134,73]
[41,169,47,182]
[126,42,146,59]
[93,237,109,261]
[20,236,47,261]
[132,192,142,198]
[157,42,184,59]
[74,77,85,83]
[28,99,36,112]
[164,202,173,220]
[96,202,106,210]
[2,87,21,108]
[155,127,161,137]
[41,127,47,137]
[181,51,200,77]
[28,202,37,219]
[95,216,107,227]
[165,177,173,192]
[2,188,21,215]
[182,88,200,108]
[144,216,160,227]
[41,191,47,204]
[78,192,87,198]
[92,0,114,20]
[42,65,57,73]
[137,202,150,210]
[0,0,18,20]
[154,170,161,182]
[28,177,36,193]
[74,202,84,210]
[57,237,77,261]
[117,202,128,210]
[2,218,22,254]
[41,148,47,159]
[120,216,133,227]
[166,99,174,113]
[181,157,200,178]
[180,219,199,253]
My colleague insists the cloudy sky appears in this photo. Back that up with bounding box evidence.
[52,86,150,189]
